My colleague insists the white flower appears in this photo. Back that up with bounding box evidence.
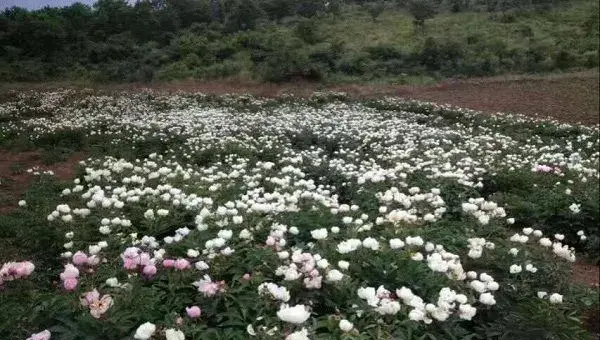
[338,260,350,270]
[99,226,111,235]
[486,281,500,291]
[509,264,522,274]
[89,245,101,255]
[339,319,353,332]
[362,237,379,250]
[508,248,519,256]
[187,249,200,258]
[469,280,486,293]
[569,203,581,214]
[506,218,515,224]
[195,261,209,270]
[537,291,548,298]
[458,304,477,320]
[525,264,537,273]
[326,269,344,282]
[277,304,311,324]
[286,328,310,340]
[411,252,424,261]
[479,293,496,305]
[18,200,26,207]
[549,293,563,304]
[554,234,565,241]
[246,324,256,336]
[522,228,533,235]
[311,228,328,240]
[165,328,185,340]
[539,238,552,247]
[389,238,405,249]
[134,322,156,339]
[533,230,543,237]
[408,308,426,322]
[106,277,120,287]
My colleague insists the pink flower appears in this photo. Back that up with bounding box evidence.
[242,273,251,281]
[142,265,157,276]
[162,259,175,268]
[59,264,79,280]
[176,317,184,325]
[63,277,78,291]
[26,330,51,340]
[87,255,100,266]
[81,289,100,306]
[80,289,113,318]
[193,275,225,297]
[139,252,151,266]
[72,251,88,266]
[89,295,113,318]
[174,259,190,270]
[123,258,138,270]
[186,306,201,318]
[14,261,35,277]
[535,164,553,173]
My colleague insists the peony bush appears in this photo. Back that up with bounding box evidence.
[0,90,598,339]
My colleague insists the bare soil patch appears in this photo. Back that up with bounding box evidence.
[3,70,596,125]
[0,150,84,214]
[573,261,600,288]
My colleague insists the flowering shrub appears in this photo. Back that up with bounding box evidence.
[0,90,598,339]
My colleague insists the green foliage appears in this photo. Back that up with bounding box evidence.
[408,0,438,27]
[0,0,597,83]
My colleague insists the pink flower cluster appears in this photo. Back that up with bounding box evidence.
[80,289,113,318]
[0,261,35,286]
[534,164,561,174]
[162,258,191,270]
[60,264,79,290]
[292,253,322,290]
[72,251,100,267]
[193,275,226,297]
[121,247,157,277]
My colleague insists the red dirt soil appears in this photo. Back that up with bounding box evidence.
[2,70,598,125]
[114,70,599,126]
[0,150,85,214]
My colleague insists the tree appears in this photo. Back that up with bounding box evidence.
[366,1,386,22]
[408,0,437,29]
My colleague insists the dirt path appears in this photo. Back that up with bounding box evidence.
[0,150,84,214]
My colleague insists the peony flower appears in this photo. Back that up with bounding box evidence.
[286,328,310,340]
[277,304,311,324]
[134,322,156,339]
[89,294,113,318]
[175,259,191,270]
[26,330,51,340]
[549,293,563,304]
[479,293,496,305]
[63,278,78,290]
[509,264,522,274]
[339,319,353,332]
[142,265,157,276]
[186,306,201,318]
[72,252,88,266]
[165,329,185,340]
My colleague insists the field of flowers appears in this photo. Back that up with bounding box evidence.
[0,90,598,340]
